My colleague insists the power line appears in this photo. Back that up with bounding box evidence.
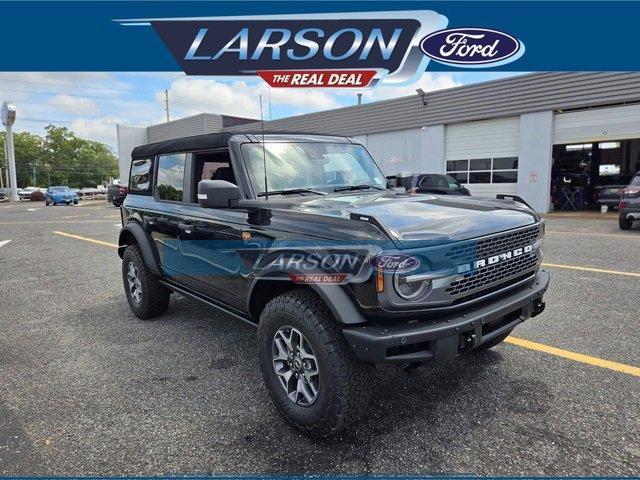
[9,98,161,113]
[0,77,165,94]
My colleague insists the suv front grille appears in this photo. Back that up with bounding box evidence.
[445,252,538,297]
[443,225,541,299]
[445,225,540,264]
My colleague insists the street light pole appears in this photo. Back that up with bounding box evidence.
[2,101,18,201]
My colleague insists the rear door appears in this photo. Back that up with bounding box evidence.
[147,153,188,275]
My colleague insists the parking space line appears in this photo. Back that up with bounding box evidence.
[546,230,640,239]
[53,231,118,249]
[506,336,640,377]
[541,262,640,278]
[0,220,114,225]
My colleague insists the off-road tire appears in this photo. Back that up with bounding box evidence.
[476,329,512,350]
[122,244,170,319]
[619,216,633,230]
[257,290,373,437]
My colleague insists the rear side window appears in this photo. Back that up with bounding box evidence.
[156,153,186,202]
[129,158,153,193]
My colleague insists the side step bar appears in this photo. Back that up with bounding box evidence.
[158,279,257,328]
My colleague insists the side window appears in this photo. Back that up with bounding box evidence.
[156,153,186,202]
[129,158,153,193]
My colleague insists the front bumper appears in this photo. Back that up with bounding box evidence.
[343,269,550,365]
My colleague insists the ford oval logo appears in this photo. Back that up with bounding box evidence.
[369,254,420,273]
[420,28,524,67]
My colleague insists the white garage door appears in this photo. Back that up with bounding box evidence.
[445,117,520,197]
[554,104,640,144]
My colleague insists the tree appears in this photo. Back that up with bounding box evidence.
[0,131,45,187]
[0,125,119,188]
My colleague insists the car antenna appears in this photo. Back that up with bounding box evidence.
[259,94,268,200]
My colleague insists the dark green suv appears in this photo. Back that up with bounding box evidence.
[117,132,549,437]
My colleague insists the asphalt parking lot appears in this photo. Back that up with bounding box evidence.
[0,201,638,476]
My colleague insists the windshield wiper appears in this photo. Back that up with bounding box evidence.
[258,188,327,197]
[333,184,384,192]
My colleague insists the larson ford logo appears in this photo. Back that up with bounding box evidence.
[420,28,525,67]
[115,11,448,88]
[369,254,420,273]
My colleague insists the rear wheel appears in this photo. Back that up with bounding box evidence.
[257,290,373,437]
[122,244,170,319]
[619,216,633,230]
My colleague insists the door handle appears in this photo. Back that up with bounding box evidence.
[178,222,194,234]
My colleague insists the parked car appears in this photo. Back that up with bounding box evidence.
[619,172,640,230]
[594,173,632,209]
[45,186,79,206]
[413,173,471,195]
[117,132,549,437]
[18,186,41,201]
[107,184,128,206]
[0,188,8,201]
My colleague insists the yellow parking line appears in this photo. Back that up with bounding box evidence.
[541,262,640,278]
[52,230,640,377]
[505,336,640,377]
[53,231,118,249]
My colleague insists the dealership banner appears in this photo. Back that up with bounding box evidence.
[1,1,640,74]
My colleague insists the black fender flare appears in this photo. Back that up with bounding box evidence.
[118,223,162,276]
[247,277,367,325]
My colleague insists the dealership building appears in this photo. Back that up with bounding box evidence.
[117,72,640,212]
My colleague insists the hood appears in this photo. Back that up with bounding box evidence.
[280,192,538,247]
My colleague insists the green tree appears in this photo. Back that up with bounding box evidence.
[1,125,119,188]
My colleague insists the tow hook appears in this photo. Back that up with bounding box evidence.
[532,300,546,317]
[458,331,476,354]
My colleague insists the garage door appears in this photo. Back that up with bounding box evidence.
[445,117,520,197]
[554,104,640,144]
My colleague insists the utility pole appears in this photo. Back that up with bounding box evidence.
[32,163,37,186]
[164,89,170,122]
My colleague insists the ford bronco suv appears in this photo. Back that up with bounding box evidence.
[118,132,549,437]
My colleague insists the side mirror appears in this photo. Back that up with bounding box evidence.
[197,179,241,208]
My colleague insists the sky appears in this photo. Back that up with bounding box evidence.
[0,71,525,150]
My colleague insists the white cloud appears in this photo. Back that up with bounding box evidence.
[50,94,99,116]
[69,117,123,147]
[356,72,461,103]
[165,77,342,119]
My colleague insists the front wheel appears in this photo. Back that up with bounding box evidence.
[122,244,170,319]
[257,290,373,437]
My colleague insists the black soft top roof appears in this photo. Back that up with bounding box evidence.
[131,132,235,159]
[130,131,354,159]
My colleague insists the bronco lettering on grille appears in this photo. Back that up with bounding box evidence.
[456,244,533,274]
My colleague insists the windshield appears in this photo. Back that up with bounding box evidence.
[631,175,640,186]
[51,187,70,192]
[242,142,386,195]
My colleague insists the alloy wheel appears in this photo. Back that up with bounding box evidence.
[127,262,143,304]
[272,326,320,406]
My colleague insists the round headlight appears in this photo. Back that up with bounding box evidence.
[393,273,431,300]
